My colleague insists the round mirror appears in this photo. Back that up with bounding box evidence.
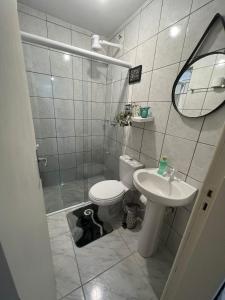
[172,52,225,117]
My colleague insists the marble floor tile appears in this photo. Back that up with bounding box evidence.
[62,287,85,300]
[134,247,174,298]
[83,254,158,300]
[44,185,63,213]
[87,175,105,189]
[74,230,131,284]
[61,181,85,208]
[118,221,142,253]
[47,212,70,238]
[50,233,81,299]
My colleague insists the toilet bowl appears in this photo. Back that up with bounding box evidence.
[89,180,128,206]
[88,155,144,223]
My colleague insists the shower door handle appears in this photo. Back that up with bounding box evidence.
[37,157,48,167]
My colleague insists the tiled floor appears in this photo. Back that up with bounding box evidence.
[44,175,105,213]
[47,210,174,300]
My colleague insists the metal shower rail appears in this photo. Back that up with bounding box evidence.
[20,31,132,69]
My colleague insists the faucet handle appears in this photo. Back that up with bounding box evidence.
[167,166,175,174]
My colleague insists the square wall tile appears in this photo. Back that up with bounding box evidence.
[92,61,107,84]
[75,137,84,152]
[159,0,192,30]
[139,153,158,168]
[92,102,105,120]
[162,134,196,174]
[59,153,76,169]
[83,59,92,81]
[23,44,50,74]
[54,99,74,119]
[92,83,106,102]
[199,106,225,146]
[47,22,71,44]
[73,56,83,80]
[83,102,92,120]
[33,119,56,138]
[141,130,164,160]
[60,168,76,184]
[124,14,140,51]
[139,0,162,43]
[57,137,76,154]
[72,31,91,50]
[56,119,75,137]
[145,102,171,133]
[39,155,59,172]
[124,127,143,152]
[82,82,92,101]
[30,97,54,119]
[75,120,84,136]
[36,138,58,155]
[53,77,73,100]
[149,63,179,101]
[74,101,84,120]
[136,36,157,73]
[18,12,47,37]
[41,171,60,187]
[166,106,203,141]
[50,51,72,78]
[191,0,212,11]
[181,0,225,60]
[111,81,121,102]
[188,143,215,181]
[132,71,152,101]
[27,73,52,97]
[154,18,188,69]
[92,120,105,136]
[74,80,83,100]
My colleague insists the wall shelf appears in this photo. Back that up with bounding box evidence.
[131,116,154,123]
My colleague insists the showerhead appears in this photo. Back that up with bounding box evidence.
[91,34,102,51]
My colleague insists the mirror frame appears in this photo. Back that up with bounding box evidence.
[171,13,225,118]
[172,51,225,118]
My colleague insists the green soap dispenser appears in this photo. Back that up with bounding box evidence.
[158,156,168,175]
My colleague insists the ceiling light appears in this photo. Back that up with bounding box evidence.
[51,76,54,81]
[218,59,225,65]
[63,53,70,61]
[169,26,181,38]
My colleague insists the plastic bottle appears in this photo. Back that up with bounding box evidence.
[157,156,168,175]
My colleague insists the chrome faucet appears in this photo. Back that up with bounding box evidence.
[166,167,176,182]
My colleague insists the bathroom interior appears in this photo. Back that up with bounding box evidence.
[1,0,225,299]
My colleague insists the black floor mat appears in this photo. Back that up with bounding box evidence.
[67,204,113,247]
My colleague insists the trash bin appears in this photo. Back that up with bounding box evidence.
[125,202,140,229]
[122,190,139,228]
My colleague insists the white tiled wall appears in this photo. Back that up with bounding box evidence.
[104,0,225,256]
[17,3,108,187]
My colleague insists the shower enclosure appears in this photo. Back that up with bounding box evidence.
[23,42,109,213]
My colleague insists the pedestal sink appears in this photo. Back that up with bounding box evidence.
[133,168,197,257]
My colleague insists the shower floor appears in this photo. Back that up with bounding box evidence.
[47,207,174,300]
[43,175,105,214]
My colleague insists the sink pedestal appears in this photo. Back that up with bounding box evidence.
[138,199,165,257]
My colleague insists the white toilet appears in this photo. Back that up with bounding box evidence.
[89,155,144,223]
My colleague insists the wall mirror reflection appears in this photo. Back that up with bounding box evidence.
[173,52,225,118]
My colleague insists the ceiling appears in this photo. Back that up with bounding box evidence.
[20,0,147,36]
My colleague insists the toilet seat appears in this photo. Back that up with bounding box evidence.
[89,180,127,206]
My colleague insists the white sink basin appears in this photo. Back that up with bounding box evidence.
[133,168,197,258]
[133,168,197,207]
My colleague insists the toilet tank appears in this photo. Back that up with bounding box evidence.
[119,155,144,189]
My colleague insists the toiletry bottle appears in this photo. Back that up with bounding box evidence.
[157,156,168,175]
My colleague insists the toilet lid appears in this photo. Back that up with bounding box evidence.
[89,180,125,204]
